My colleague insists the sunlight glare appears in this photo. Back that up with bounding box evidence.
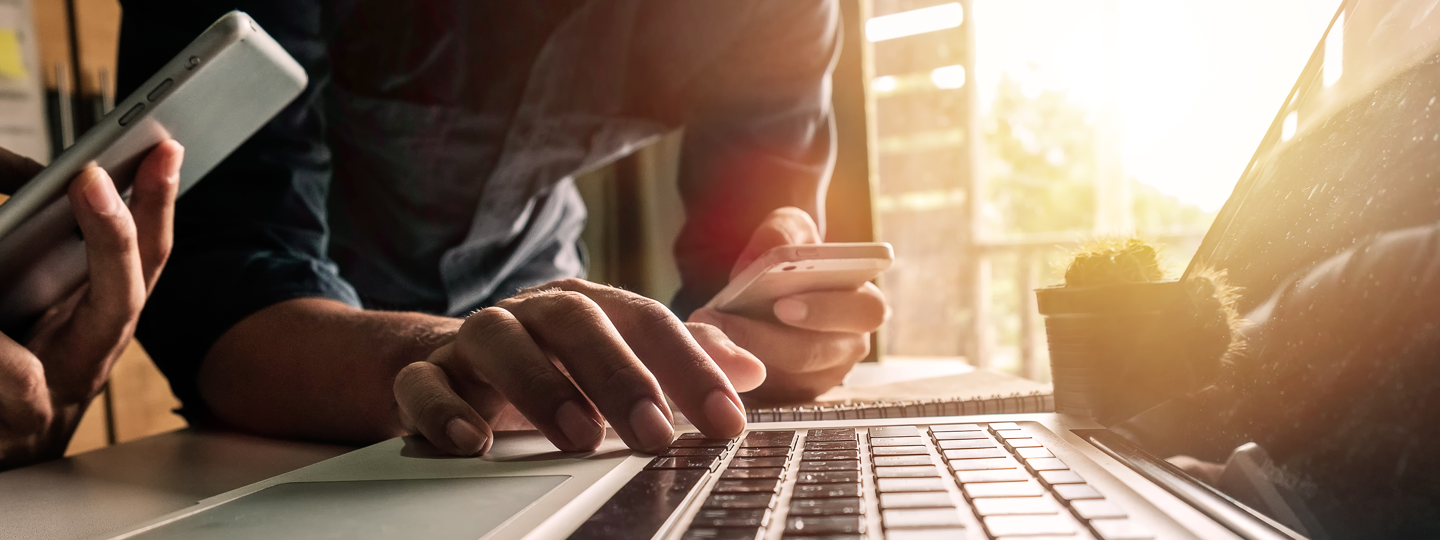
[1281,110,1298,141]
[873,75,898,93]
[1323,11,1345,87]
[866,3,964,42]
[931,65,966,89]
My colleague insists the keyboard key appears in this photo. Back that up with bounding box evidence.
[972,496,1060,516]
[788,497,863,516]
[879,491,956,509]
[1003,438,1043,448]
[873,455,934,467]
[742,431,796,448]
[735,447,789,458]
[804,441,859,451]
[931,431,991,440]
[663,447,728,457]
[875,466,940,478]
[799,460,860,472]
[703,493,775,509]
[983,515,1076,537]
[929,423,983,432]
[784,515,865,535]
[1052,484,1103,501]
[791,483,862,499]
[871,445,930,456]
[943,448,1008,460]
[963,480,1044,498]
[882,508,964,529]
[877,477,949,492]
[988,422,1021,430]
[806,428,858,442]
[681,528,762,540]
[1072,499,1127,519]
[801,450,860,461]
[949,457,1020,471]
[956,469,1031,483]
[886,529,967,540]
[689,508,770,528]
[994,430,1032,439]
[647,456,718,470]
[1090,518,1154,539]
[1039,470,1084,485]
[1016,447,1054,459]
[672,438,733,448]
[722,467,784,479]
[712,478,782,493]
[936,439,998,450]
[729,457,787,468]
[568,469,706,540]
[1026,458,1069,471]
[870,436,927,447]
[797,471,861,484]
[869,426,921,438]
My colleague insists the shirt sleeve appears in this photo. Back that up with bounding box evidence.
[121,0,359,422]
[664,0,841,318]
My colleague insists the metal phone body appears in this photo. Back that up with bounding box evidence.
[706,243,894,320]
[0,11,306,329]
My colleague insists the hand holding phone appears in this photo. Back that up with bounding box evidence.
[0,11,305,329]
[705,242,893,322]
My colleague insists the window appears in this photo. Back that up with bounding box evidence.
[862,0,1339,380]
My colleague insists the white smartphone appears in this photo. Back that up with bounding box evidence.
[0,11,306,329]
[705,242,894,320]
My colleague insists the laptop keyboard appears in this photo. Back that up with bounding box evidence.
[568,422,1154,540]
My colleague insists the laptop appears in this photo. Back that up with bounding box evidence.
[101,0,1440,538]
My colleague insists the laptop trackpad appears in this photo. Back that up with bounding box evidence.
[132,476,570,540]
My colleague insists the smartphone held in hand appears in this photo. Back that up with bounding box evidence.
[706,243,893,321]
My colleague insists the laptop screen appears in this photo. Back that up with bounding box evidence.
[1117,0,1440,537]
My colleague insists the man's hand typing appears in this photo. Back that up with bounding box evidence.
[392,280,766,455]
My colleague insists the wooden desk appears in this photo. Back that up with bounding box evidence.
[0,429,351,540]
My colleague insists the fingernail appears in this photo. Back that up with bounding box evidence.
[628,400,674,453]
[556,400,602,450]
[82,170,119,215]
[774,298,808,323]
[446,418,485,455]
[703,390,746,438]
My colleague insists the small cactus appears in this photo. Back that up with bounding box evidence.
[1063,237,1166,288]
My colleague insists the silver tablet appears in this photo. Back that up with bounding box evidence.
[0,11,306,329]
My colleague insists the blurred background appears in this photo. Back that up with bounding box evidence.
[0,0,1343,453]
[582,0,1341,383]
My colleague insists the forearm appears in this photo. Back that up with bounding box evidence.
[197,297,461,444]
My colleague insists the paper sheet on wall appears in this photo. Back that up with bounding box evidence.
[0,0,50,165]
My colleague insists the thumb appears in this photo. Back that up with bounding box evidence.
[731,207,822,279]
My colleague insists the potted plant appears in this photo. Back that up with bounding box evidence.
[1036,238,1243,425]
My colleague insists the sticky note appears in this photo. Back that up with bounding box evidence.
[0,29,26,80]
